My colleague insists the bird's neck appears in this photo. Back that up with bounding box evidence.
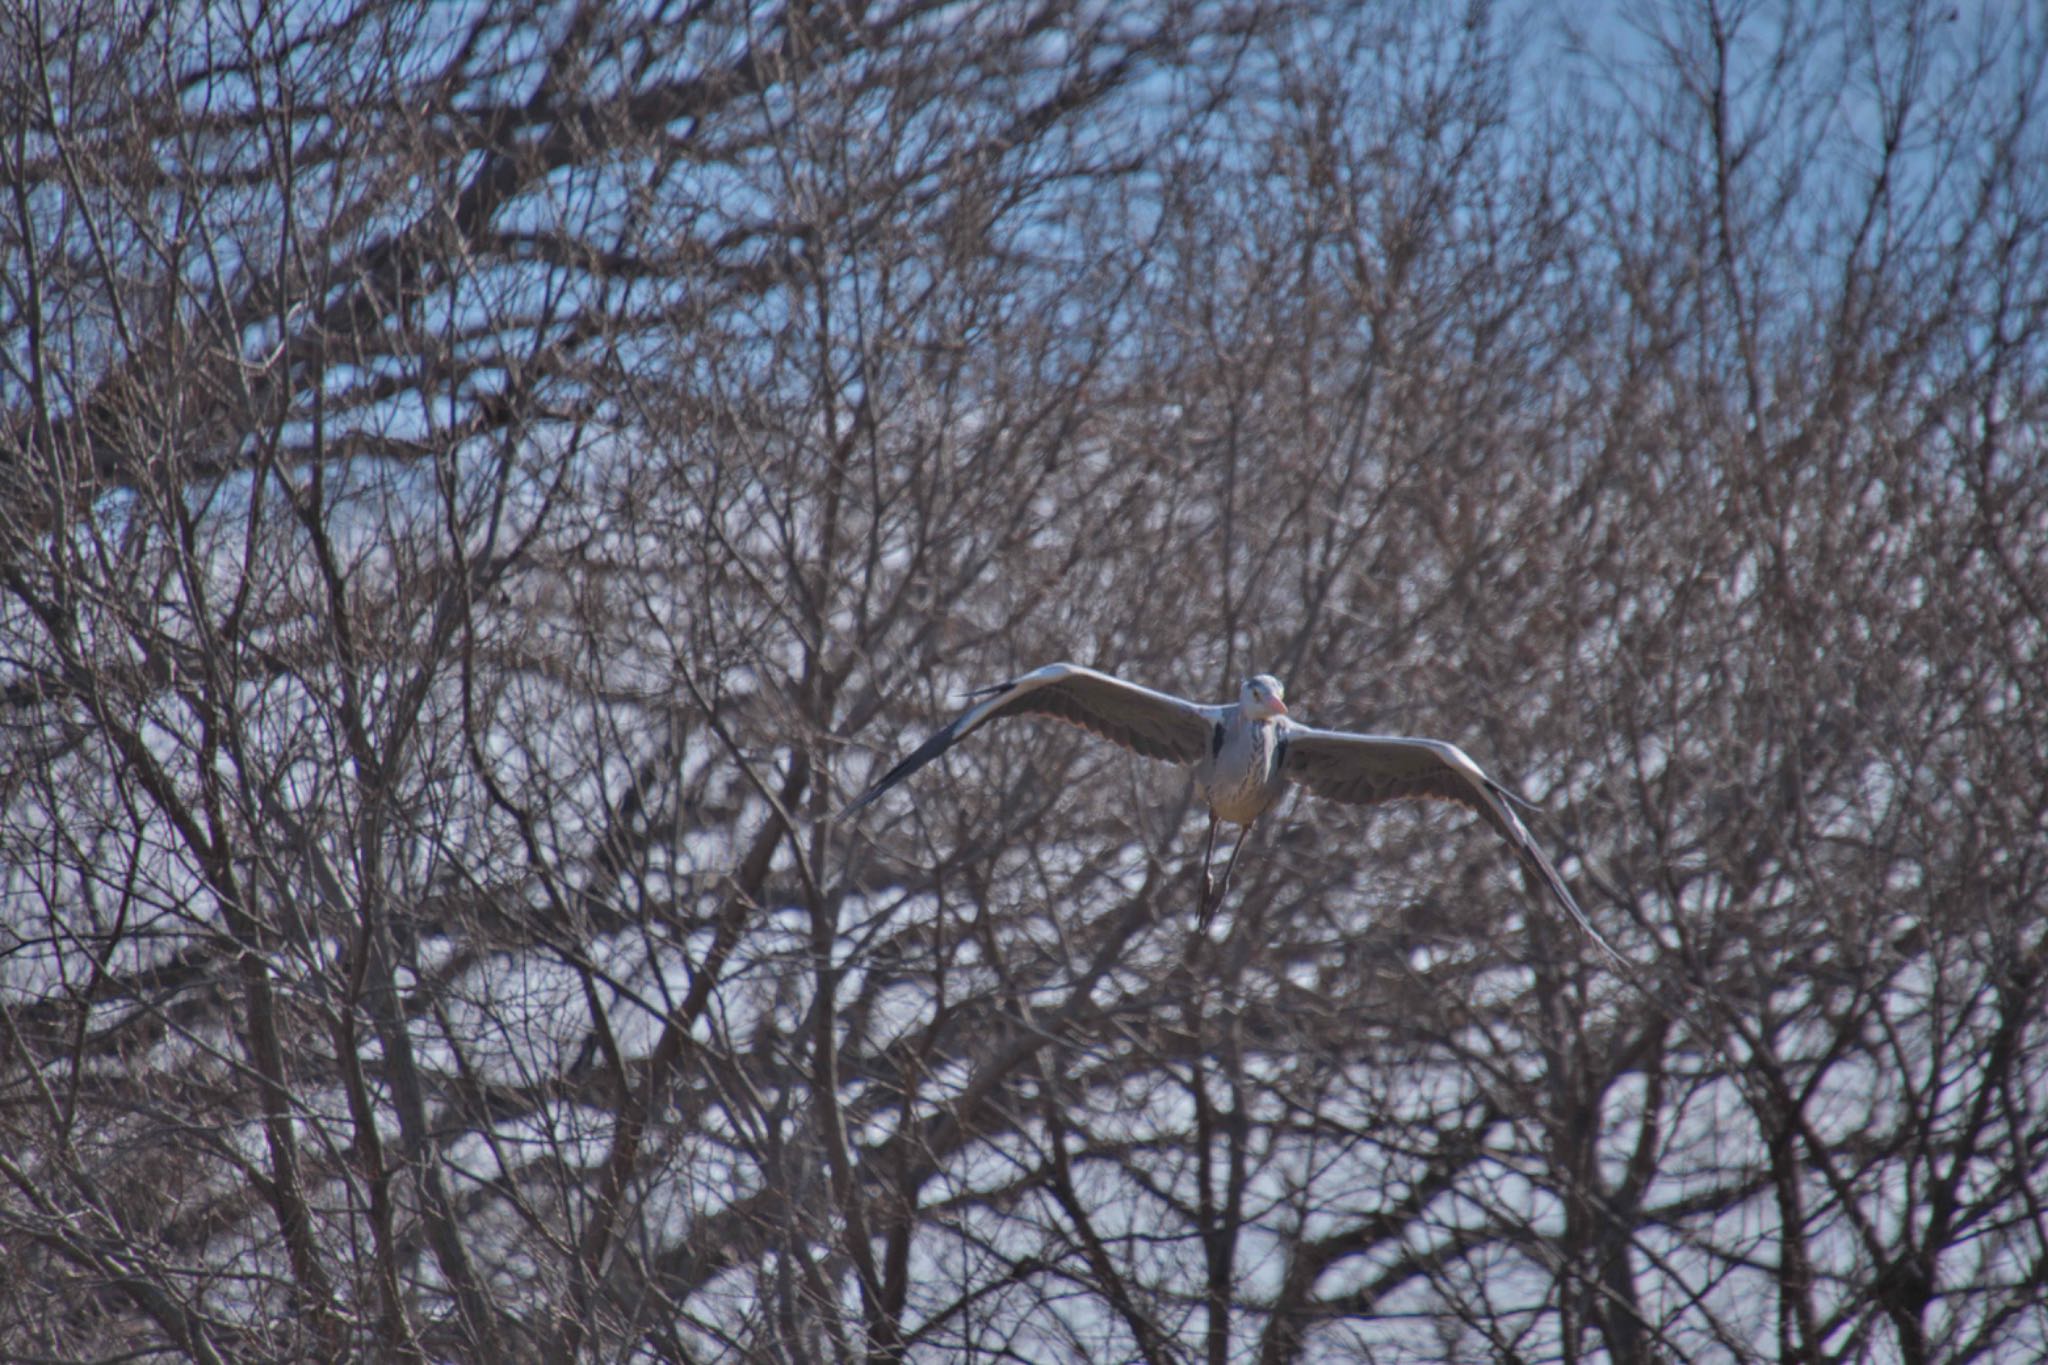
[1233,712,1284,763]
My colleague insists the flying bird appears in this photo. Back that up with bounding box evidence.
[842,664,1619,961]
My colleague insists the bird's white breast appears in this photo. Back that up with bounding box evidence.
[1198,716,1285,824]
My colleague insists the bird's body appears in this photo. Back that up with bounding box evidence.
[844,663,1620,962]
[1194,694,1288,825]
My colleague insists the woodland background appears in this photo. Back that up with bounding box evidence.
[3,0,2045,1360]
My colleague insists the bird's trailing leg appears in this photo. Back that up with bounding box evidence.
[1196,813,1220,925]
[1206,825,1253,926]
[1199,817,1252,929]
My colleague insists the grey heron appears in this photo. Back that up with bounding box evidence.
[843,663,1618,961]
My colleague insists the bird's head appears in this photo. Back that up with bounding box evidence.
[1241,674,1288,720]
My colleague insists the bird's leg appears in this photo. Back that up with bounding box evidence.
[1211,825,1253,917]
[1197,813,1220,924]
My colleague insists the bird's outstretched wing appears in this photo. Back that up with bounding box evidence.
[1280,727,1623,964]
[843,664,1221,815]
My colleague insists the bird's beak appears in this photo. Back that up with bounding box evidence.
[1271,698,1288,716]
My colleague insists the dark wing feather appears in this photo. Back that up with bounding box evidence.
[842,664,1219,816]
[1281,727,1624,965]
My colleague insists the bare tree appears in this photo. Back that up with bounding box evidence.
[4,0,2044,1361]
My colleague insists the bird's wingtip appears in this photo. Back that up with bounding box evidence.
[1552,882,1631,971]
[838,787,882,820]
[1491,780,1541,814]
